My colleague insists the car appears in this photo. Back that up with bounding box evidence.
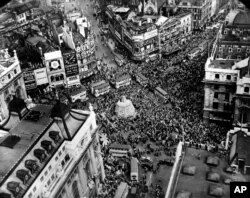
[141,162,153,170]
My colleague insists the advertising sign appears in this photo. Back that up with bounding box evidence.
[63,51,79,77]
[144,29,158,40]
[23,70,37,90]
[34,68,48,85]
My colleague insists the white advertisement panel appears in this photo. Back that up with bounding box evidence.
[144,29,158,40]
[67,75,80,86]
[34,68,49,85]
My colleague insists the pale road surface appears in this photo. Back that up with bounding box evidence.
[77,0,118,71]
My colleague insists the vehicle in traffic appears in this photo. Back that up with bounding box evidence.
[130,157,139,182]
[115,74,131,89]
[155,87,167,100]
[135,73,148,87]
[90,80,110,97]
[109,143,132,157]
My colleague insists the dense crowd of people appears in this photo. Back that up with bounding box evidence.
[84,24,228,197]
[29,1,229,196]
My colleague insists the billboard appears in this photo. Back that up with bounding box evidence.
[63,51,79,77]
[23,70,37,90]
[34,68,48,85]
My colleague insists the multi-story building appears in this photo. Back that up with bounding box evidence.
[62,16,96,80]
[203,58,238,123]
[203,6,250,124]
[176,0,212,30]
[0,101,105,198]
[0,49,27,124]
[211,0,229,18]
[44,50,66,87]
[106,5,159,61]
[156,16,181,54]
[214,8,250,60]
[233,58,250,127]
[40,0,52,8]
[176,11,193,42]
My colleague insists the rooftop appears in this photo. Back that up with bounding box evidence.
[179,0,204,7]
[44,50,62,60]
[0,102,90,190]
[26,36,46,46]
[173,147,250,198]
[208,59,235,69]
[225,8,250,26]
[0,104,53,182]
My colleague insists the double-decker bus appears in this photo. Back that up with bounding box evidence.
[69,86,87,103]
[114,182,129,198]
[90,80,110,97]
[115,75,131,89]
[109,143,132,157]
[155,87,167,99]
[130,157,139,182]
[188,48,201,59]
[135,73,148,87]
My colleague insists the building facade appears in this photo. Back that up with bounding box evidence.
[203,58,238,123]
[0,102,105,198]
[215,8,250,61]
[177,0,212,30]
[0,49,27,124]
[44,50,66,87]
[203,7,250,124]
[106,5,159,61]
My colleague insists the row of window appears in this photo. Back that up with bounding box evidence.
[28,147,68,198]
[220,47,250,53]
[50,74,64,82]
[214,92,230,101]
[212,102,231,111]
[219,47,250,53]
[216,54,246,60]
[214,74,235,81]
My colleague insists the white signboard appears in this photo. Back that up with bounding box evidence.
[144,29,158,40]
[66,75,80,86]
[34,68,49,85]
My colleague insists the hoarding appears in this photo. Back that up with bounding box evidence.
[23,70,37,90]
[63,51,79,77]
[34,68,48,85]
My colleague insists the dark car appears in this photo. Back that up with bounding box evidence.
[141,162,153,170]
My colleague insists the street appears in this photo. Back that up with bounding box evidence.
[78,0,118,71]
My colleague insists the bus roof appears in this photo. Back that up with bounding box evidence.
[109,143,132,150]
[70,86,86,95]
[114,182,128,198]
[116,74,131,82]
[95,82,110,90]
[137,73,147,80]
[131,157,138,173]
[91,80,106,88]
[155,87,167,94]
[189,48,200,54]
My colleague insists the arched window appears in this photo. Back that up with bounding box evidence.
[59,74,64,80]
[72,181,80,198]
